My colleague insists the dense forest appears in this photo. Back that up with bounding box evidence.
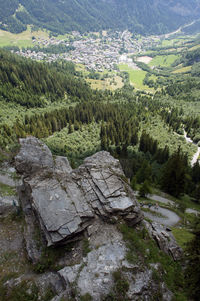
[0,0,200,35]
[0,49,98,107]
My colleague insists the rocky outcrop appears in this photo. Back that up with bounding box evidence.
[13,137,181,300]
[57,220,173,301]
[144,221,183,261]
[15,137,143,248]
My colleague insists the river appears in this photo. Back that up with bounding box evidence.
[184,130,200,166]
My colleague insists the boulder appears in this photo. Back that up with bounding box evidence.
[15,137,143,248]
[15,137,54,177]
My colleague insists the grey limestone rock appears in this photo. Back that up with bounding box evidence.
[15,137,54,176]
[58,220,173,301]
[15,137,142,248]
[143,220,183,260]
[35,272,65,296]
[13,137,177,300]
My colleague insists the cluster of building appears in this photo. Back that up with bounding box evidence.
[14,30,160,71]
[14,49,60,62]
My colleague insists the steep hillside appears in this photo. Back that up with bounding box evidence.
[0,0,200,34]
[0,49,93,108]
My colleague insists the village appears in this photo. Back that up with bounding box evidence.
[15,30,160,71]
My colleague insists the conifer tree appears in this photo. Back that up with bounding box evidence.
[161,147,187,197]
[139,180,151,198]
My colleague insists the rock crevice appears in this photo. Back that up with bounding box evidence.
[15,137,143,248]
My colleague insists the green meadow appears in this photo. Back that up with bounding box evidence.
[148,54,179,67]
[0,26,49,48]
[172,66,192,74]
[118,64,151,90]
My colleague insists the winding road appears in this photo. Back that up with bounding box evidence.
[147,194,174,206]
[143,206,180,226]
[141,193,199,226]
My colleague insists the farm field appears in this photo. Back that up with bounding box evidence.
[188,44,200,51]
[161,38,180,47]
[136,56,152,64]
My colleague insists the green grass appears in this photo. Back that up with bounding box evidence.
[0,183,16,196]
[87,75,123,91]
[76,64,89,75]
[118,64,151,90]
[172,228,194,249]
[0,26,49,48]
[82,238,91,257]
[148,54,179,67]
[172,66,192,74]
[80,293,92,301]
[161,38,182,48]
[119,223,187,298]
[179,195,200,212]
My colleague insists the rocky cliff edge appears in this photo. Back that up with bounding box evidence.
[15,137,143,247]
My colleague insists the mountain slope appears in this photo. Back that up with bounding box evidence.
[0,0,200,35]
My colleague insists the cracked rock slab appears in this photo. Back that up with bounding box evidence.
[15,137,142,247]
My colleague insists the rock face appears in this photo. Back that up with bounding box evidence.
[144,221,183,261]
[15,137,143,247]
[58,220,172,301]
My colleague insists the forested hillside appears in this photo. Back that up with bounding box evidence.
[0,49,96,107]
[0,0,200,34]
